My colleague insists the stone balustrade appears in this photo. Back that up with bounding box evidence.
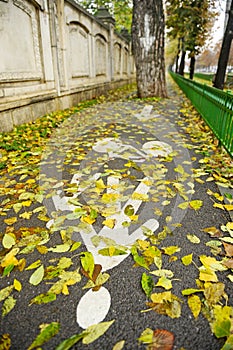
[0,0,135,132]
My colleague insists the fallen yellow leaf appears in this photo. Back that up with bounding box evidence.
[81,215,96,225]
[1,248,19,267]
[13,279,22,292]
[226,222,233,230]
[213,203,225,210]
[188,294,201,319]
[19,212,33,219]
[103,218,116,229]
[4,217,17,225]
[224,205,233,211]
[131,192,149,201]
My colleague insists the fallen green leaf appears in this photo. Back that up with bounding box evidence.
[2,296,16,317]
[30,293,57,305]
[181,254,193,266]
[80,252,95,278]
[141,272,154,297]
[28,322,60,350]
[186,234,200,244]
[29,265,44,286]
[82,320,115,344]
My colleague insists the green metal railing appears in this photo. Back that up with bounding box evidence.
[192,72,233,87]
[170,71,233,157]
[194,72,214,82]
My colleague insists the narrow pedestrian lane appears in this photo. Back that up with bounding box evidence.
[0,81,232,350]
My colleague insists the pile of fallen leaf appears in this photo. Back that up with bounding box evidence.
[0,82,233,350]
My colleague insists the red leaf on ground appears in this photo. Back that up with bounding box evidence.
[81,263,102,282]
[150,329,175,350]
[223,259,233,268]
[223,242,233,257]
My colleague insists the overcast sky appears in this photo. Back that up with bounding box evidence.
[210,0,227,45]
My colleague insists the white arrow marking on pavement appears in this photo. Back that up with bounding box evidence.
[135,105,153,120]
[142,141,173,158]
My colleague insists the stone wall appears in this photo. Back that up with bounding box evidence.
[0,0,135,132]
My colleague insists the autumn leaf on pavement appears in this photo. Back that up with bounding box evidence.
[112,340,125,350]
[202,226,222,238]
[149,329,175,350]
[28,322,60,350]
[138,328,154,345]
[0,333,11,350]
[188,294,201,319]
[140,329,175,350]
[4,217,17,225]
[212,305,233,338]
[55,320,115,349]
[81,263,102,284]
[141,272,154,297]
[29,265,44,286]
[223,259,233,269]
[98,245,127,257]
[204,282,226,306]
[2,234,16,249]
[221,334,233,350]
[30,293,57,305]
[13,279,22,292]
[124,204,135,216]
[147,292,181,318]
[182,288,204,296]
[2,296,16,317]
[48,269,81,295]
[156,276,173,290]
[1,248,19,269]
[186,234,200,244]
[102,218,116,229]
[224,204,233,211]
[162,246,180,256]
[199,266,218,283]
[181,254,193,266]
[80,252,95,278]
[82,320,115,344]
[131,245,150,270]
[138,327,175,350]
[223,242,233,257]
[189,200,203,210]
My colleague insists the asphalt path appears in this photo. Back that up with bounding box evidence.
[0,84,232,350]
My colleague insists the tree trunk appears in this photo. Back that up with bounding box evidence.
[178,51,186,76]
[175,38,181,73]
[175,53,180,73]
[213,0,233,90]
[189,54,195,79]
[178,37,185,76]
[131,0,167,98]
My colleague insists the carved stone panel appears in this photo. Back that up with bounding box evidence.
[95,35,107,76]
[0,0,43,81]
[123,48,129,74]
[69,22,90,78]
[114,43,121,75]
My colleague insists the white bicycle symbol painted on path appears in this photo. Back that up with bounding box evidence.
[46,136,173,328]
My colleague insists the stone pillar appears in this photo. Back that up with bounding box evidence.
[39,1,54,84]
[95,7,115,81]
[48,0,68,95]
